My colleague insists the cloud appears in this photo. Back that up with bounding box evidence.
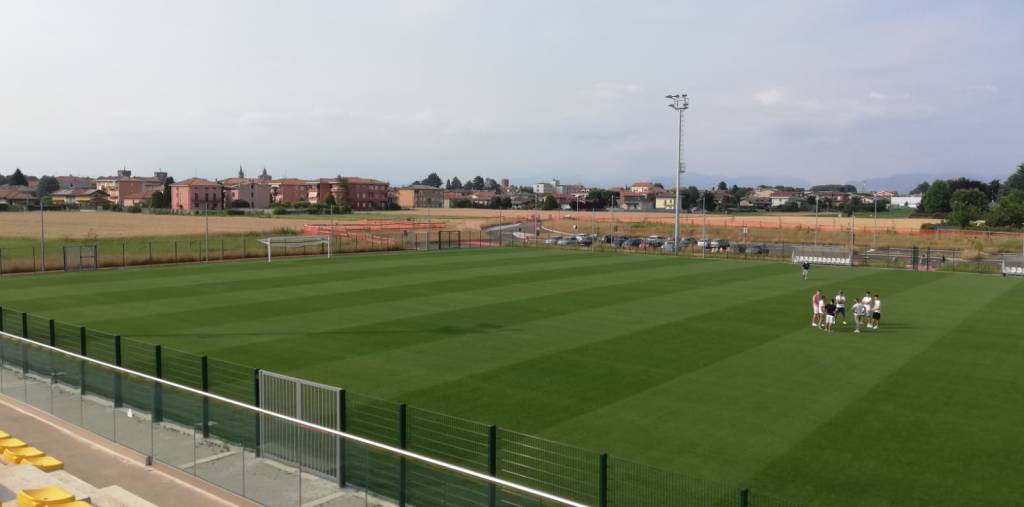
[754,89,784,106]
[585,82,641,100]
[966,84,998,94]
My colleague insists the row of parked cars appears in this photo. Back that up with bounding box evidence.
[542,234,770,254]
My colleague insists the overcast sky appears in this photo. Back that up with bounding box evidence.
[1,0,1021,187]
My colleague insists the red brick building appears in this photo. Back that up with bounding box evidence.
[170,178,223,211]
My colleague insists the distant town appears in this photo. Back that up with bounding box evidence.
[0,167,933,215]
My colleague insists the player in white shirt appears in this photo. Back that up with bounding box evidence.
[852,300,866,333]
[811,290,823,327]
[835,291,847,325]
[817,297,827,329]
[870,295,881,329]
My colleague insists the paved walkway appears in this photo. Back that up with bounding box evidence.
[0,394,255,507]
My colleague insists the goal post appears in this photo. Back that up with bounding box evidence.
[63,245,98,272]
[1002,256,1024,276]
[258,236,330,263]
[792,245,853,266]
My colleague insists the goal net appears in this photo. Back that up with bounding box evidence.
[1003,256,1024,276]
[63,245,98,272]
[792,245,853,266]
[258,235,330,262]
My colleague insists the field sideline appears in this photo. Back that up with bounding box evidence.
[1,248,1022,506]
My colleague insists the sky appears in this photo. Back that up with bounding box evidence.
[1,0,1021,188]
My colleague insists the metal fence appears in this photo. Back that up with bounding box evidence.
[0,304,805,506]
[0,231,499,275]
[0,330,578,507]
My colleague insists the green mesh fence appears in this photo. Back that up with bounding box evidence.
[53,321,81,352]
[25,313,50,344]
[405,407,493,506]
[0,308,19,336]
[497,429,601,506]
[207,357,258,447]
[346,392,402,499]
[607,456,737,507]
[121,339,157,376]
[85,328,117,364]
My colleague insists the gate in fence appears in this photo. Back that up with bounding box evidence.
[439,230,461,249]
[258,370,344,482]
[62,245,98,272]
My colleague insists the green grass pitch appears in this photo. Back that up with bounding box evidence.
[2,248,1022,506]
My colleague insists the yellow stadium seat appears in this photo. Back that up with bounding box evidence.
[26,455,65,472]
[16,486,75,507]
[4,446,45,465]
[0,430,9,439]
[0,437,27,450]
[63,502,91,507]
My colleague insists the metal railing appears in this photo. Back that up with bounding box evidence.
[0,329,582,507]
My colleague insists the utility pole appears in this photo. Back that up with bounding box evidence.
[702,192,707,259]
[814,197,819,247]
[39,192,45,272]
[666,94,690,252]
[204,203,210,262]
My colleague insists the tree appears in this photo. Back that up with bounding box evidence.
[985,190,1024,228]
[444,179,451,190]
[450,176,463,190]
[149,191,164,208]
[159,177,175,208]
[542,195,559,210]
[335,176,351,207]
[324,193,336,207]
[0,173,6,185]
[470,176,485,190]
[9,168,28,187]
[988,179,1002,202]
[950,188,988,210]
[911,181,931,195]
[653,182,665,189]
[36,176,59,196]
[421,172,443,188]
[1003,163,1024,197]
[484,178,500,192]
[921,179,952,213]
[717,181,728,191]
[946,177,991,199]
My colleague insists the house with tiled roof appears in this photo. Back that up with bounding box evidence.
[170,178,223,211]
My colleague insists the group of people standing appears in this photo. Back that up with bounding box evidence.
[811,290,881,333]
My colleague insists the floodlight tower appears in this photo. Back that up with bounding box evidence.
[666,94,690,252]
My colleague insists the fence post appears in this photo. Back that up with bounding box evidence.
[32,246,36,272]
[122,241,126,267]
[253,369,261,457]
[79,327,87,395]
[48,319,56,347]
[0,306,4,332]
[740,488,749,507]
[337,388,346,487]
[22,313,28,338]
[598,452,608,507]
[220,239,224,261]
[201,355,210,438]
[114,336,123,408]
[148,241,152,264]
[174,241,178,263]
[153,345,163,422]
[488,425,497,507]
[399,403,407,507]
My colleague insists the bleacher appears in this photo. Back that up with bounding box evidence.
[0,428,156,507]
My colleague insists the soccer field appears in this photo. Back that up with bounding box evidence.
[1,248,1022,506]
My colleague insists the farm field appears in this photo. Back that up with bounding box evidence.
[1,249,1022,506]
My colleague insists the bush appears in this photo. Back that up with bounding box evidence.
[272,205,287,215]
[226,209,245,216]
[127,205,142,214]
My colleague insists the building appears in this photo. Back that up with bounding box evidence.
[0,188,36,207]
[269,179,311,204]
[120,189,159,208]
[306,179,334,203]
[94,170,164,205]
[770,192,799,208]
[467,191,495,207]
[619,191,655,211]
[655,196,677,211]
[334,177,390,210]
[533,181,555,194]
[891,195,922,208]
[50,188,112,207]
[630,181,656,193]
[220,178,272,209]
[398,185,444,208]
[170,178,223,211]
[56,176,96,190]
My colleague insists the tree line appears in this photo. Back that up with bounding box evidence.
[917,163,1024,227]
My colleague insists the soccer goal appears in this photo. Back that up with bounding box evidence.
[63,245,98,272]
[792,245,853,266]
[258,235,330,262]
[1002,256,1024,276]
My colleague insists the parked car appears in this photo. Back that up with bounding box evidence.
[748,244,770,255]
[544,236,562,245]
[728,243,747,253]
[710,239,730,250]
[557,237,578,246]
[622,238,644,248]
[577,237,593,246]
[696,238,712,249]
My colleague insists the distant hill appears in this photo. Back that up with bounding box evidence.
[849,172,1003,194]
